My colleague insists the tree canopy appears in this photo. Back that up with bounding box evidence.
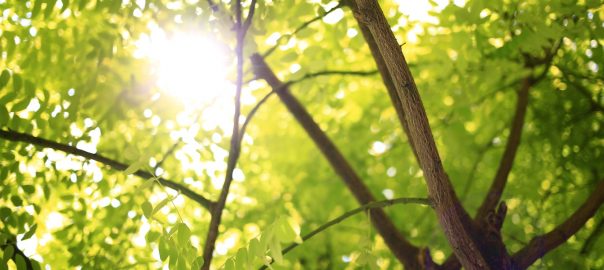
[0,0,603,269]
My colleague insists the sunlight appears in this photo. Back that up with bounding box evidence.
[135,24,232,105]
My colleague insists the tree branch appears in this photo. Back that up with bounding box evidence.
[345,1,420,163]
[0,129,215,210]
[260,197,433,269]
[287,69,378,85]
[261,3,344,58]
[351,1,513,268]
[240,68,379,143]
[474,77,531,221]
[242,0,257,35]
[201,0,256,267]
[512,180,604,269]
[250,53,428,269]
[443,36,562,270]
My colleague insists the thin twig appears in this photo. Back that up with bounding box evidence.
[287,69,378,85]
[259,197,432,269]
[261,3,344,58]
[239,69,377,142]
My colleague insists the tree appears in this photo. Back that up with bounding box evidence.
[0,0,602,269]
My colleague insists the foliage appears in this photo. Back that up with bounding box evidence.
[0,0,603,269]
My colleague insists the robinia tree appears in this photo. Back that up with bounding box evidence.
[0,0,603,269]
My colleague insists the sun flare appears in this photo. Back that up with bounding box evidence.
[135,26,232,105]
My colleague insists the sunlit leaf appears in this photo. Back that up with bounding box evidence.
[22,224,37,240]
[141,202,152,219]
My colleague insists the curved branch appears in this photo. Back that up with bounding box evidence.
[475,77,531,221]
[260,197,433,269]
[287,69,378,85]
[239,89,276,144]
[240,68,380,143]
[0,129,215,210]
[261,3,344,58]
[250,53,427,269]
[512,180,604,269]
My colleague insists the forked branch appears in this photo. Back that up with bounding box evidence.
[201,0,258,268]
[250,53,429,269]
[352,0,507,268]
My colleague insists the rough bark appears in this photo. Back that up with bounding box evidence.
[345,0,419,162]
[250,53,428,269]
[351,0,513,268]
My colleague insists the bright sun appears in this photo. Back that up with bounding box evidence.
[135,25,232,105]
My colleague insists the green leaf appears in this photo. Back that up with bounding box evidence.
[235,248,249,270]
[0,207,10,220]
[158,236,169,261]
[61,0,70,13]
[21,185,35,194]
[3,245,13,262]
[45,0,58,18]
[14,254,26,270]
[249,238,263,258]
[145,231,161,243]
[259,224,274,250]
[281,52,298,62]
[32,0,43,18]
[0,70,9,89]
[138,178,156,191]
[12,74,22,92]
[191,256,204,269]
[0,105,9,127]
[175,256,187,270]
[275,217,296,243]
[269,237,282,264]
[31,260,41,270]
[21,224,37,240]
[123,160,144,175]
[24,81,35,97]
[152,196,171,216]
[141,201,152,218]
[224,259,235,270]
[10,196,22,206]
[10,99,30,112]
[176,223,191,244]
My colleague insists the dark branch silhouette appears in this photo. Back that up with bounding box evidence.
[201,0,258,268]
[0,129,215,210]
[513,180,604,268]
